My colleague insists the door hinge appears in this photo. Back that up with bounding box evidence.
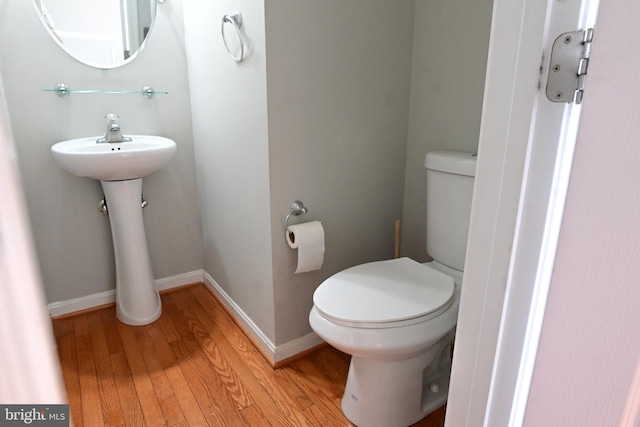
[546,28,594,104]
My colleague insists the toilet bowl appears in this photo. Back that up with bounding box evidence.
[309,258,462,427]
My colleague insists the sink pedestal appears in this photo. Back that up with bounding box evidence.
[101,178,161,326]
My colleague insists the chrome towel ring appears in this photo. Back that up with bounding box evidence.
[221,12,246,63]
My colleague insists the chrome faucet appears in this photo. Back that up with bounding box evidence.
[97,114,131,143]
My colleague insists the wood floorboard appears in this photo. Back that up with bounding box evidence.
[87,311,125,426]
[116,321,166,426]
[281,357,350,425]
[170,292,255,411]
[165,306,241,426]
[240,404,272,426]
[54,317,83,426]
[180,287,308,426]
[74,315,105,427]
[146,320,209,427]
[52,284,446,427]
[168,337,231,426]
[133,326,186,426]
[100,306,124,355]
[110,351,146,427]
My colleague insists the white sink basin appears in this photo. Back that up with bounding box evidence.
[51,135,176,181]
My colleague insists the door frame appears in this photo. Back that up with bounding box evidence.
[446,0,599,425]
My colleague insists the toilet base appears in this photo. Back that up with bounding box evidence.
[341,343,452,427]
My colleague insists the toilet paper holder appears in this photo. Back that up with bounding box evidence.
[285,200,321,232]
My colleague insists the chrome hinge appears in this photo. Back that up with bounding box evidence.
[546,28,594,104]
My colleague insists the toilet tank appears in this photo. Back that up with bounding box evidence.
[425,151,477,271]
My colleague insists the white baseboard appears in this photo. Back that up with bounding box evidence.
[47,270,204,318]
[202,272,324,364]
[275,331,325,362]
[202,272,277,361]
[155,270,204,292]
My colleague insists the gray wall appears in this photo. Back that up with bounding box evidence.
[0,1,203,303]
[183,0,415,346]
[184,0,493,348]
[183,0,276,342]
[265,1,416,344]
[402,0,494,261]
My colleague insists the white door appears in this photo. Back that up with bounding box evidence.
[0,76,66,403]
[446,0,599,425]
[521,0,640,424]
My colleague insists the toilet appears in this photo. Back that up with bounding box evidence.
[309,150,476,427]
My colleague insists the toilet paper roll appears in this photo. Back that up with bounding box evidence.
[286,221,325,274]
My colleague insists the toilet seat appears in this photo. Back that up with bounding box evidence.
[313,257,454,329]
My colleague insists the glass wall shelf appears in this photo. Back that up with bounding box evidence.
[42,84,167,99]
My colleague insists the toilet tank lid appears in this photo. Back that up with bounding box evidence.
[425,151,477,177]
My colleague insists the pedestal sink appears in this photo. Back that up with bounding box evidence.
[51,136,176,325]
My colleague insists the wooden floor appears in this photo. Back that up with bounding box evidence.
[52,284,446,426]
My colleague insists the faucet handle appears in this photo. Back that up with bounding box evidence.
[105,113,119,123]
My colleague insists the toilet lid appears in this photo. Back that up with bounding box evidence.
[313,257,455,328]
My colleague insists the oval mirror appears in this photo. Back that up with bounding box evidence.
[32,0,158,69]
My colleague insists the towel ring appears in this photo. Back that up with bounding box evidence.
[222,12,246,62]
